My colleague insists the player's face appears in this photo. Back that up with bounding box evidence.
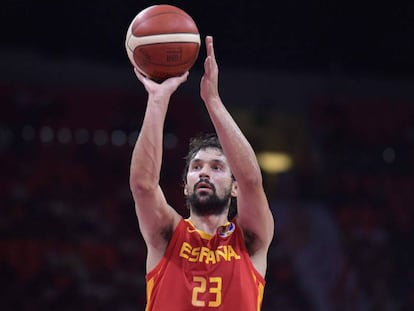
[184,148,237,216]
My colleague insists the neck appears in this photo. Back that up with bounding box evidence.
[189,213,229,236]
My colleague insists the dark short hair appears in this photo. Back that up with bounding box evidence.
[182,133,237,220]
[182,133,223,183]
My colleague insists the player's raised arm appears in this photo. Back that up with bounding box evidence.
[129,70,187,269]
[200,36,274,275]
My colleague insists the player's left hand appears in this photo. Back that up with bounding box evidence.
[200,36,220,103]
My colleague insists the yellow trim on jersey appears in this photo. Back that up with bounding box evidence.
[185,219,213,240]
[145,277,155,311]
[257,282,264,311]
[184,218,232,240]
[252,271,265,311]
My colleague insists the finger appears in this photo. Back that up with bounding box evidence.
[134,68,146,82]
[167,71,189,83]
[204,56,212,75]
[205,36,212,57]
[205,35,212,47]
[162,71,189,90]
[177,71,189,83]
[206,36,217,65]
[182,71,189,79]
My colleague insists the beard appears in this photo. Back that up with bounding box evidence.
[187,179,232,216]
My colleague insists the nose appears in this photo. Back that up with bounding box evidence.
[199,165,210,179]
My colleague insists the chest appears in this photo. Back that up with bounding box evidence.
[171,224,246,274]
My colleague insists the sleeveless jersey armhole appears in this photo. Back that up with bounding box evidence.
[234,219,266,285]
[146,217,185,281]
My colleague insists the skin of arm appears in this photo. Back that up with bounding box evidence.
[129,69,187,272]
[200,36,275,276]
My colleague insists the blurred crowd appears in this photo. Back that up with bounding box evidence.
[265,97,414,310]
[1,83,413,310]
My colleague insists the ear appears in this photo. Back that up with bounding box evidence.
[184,183,189,197]
[231,180,238,197]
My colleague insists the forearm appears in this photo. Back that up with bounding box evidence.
[130,69,188,195]
[205,97,262,185]
[130,95,170,191]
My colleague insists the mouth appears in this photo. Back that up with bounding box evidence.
[195,180,214,193]
[197,181,212,189]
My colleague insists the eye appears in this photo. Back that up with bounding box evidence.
[212,165,222,171]
[190,164,201,171]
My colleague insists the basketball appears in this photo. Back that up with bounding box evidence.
[125,5,201,82]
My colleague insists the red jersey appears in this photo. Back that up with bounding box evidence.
[145,218,265,311]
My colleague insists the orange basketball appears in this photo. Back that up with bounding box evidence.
[125,5,200,82]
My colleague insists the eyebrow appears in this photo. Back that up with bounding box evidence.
[191,158,226,166]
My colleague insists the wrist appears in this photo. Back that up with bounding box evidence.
[148,93,171,105]
[205,95,222,107]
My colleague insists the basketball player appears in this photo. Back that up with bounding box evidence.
[130,36,274,310]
